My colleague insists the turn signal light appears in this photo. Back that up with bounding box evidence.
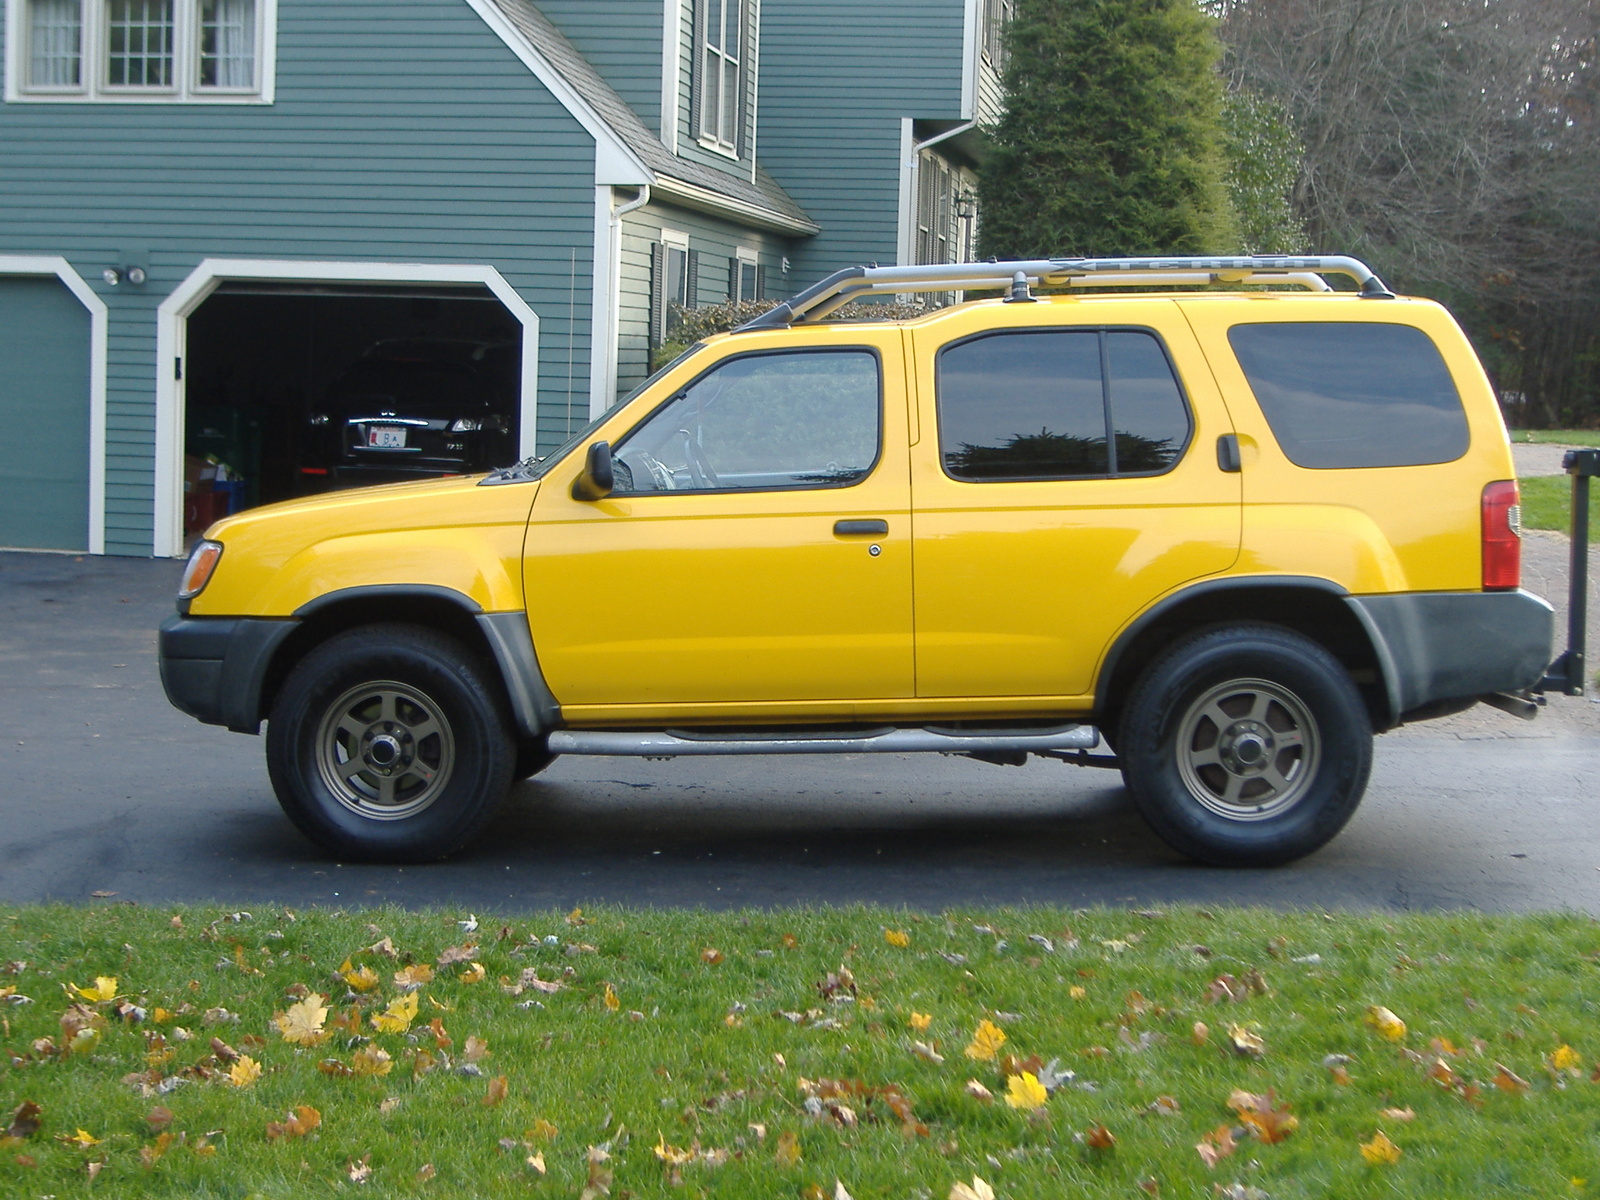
[179,540,223,599]
[1481,480,1521,591]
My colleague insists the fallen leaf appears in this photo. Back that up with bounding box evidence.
[338,960,380,992]
[1196,1125,1238,1169]
[5,1101,42,1140]
[228,1055,261,1087]
[526,1152,546,1174]
[909,1011,933,1031]
[1227,1025,1265,1058]
[1070,986,1087,1000]
[371,992,419,1034]
[348,1153,372,1184]
[566,907,588,926]
[1379,1107,1416,1121]
[654,1134,695,1165]
[416,1162,436,1183]
[1229,1090,1299,1143]
[581,1144,613,1200]
[145,1106,174,1131]
[1085,1123,1116,1150]
[367,937,398,958]
[911,1040,945,1064]
[834,1181,855,1200]
[1495,1063,1531,1094]
[965,1079,994,1103]
[1192,1020,1210,1045]
[436,943,476,968]
[1365,1005,1407,1041]
[528,1118,558,1140]
[1005,1072,1048,1110]
[950,1177,995,1200]
[462,1036,489,1063]
[603,983,620,1012]
[483,1075,509,1106]
[274,995,330,1047]
[1145,1095,1181,1117]
[1360,1130,1402,1165]
[393,964,434,991]
[964,1019,1007,1061]
[460,962,486,984]
[140,1131,173,1167]
[265,1104,320,1140]
[775,1129,802,1165]
[1551,1044,1582,1073]
[378,1098,401,1116]
[71,977,118,1003]
[885,929,910,948]
[352,1046,393,1077]
[59,1128,101,1148]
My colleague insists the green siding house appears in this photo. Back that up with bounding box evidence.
[0,0,1004,556]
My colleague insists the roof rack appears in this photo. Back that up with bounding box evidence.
[735,255,1394,332]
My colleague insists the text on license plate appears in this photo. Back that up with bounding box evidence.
[368,426,406,448]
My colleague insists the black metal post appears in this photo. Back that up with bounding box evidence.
[1542,447,1597,696]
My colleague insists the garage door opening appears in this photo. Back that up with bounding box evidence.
[182,283,523,539]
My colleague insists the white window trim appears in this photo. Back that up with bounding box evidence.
[153,259,539,558]
[733,245,758,301]
[695,0,743,159]
[661,228,690,252]
[0,256,107,555]
[4,0,279,104]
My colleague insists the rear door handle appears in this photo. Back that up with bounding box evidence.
[834,519,888,536]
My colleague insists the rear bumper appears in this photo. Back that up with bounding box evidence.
[1346,589,1555,723]
[158,614,297,733]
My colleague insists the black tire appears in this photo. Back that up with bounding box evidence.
[1117,624,1372,867]
[513,739,558,781]
[266,624,515,862]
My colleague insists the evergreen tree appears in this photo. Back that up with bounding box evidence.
[978,0,1236,260]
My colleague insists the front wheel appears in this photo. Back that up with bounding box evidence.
[1117,624,1372,867]
[266,624,515,861]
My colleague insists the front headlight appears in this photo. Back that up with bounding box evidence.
[179,540,224,599]
[451,418,483,433]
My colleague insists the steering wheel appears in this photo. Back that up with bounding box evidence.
[680,430,720,489]
[634,448,676,491]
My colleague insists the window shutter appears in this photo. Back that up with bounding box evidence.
[735,0,754,158]
[755,264,767,300]
[728,257,740,301]
[685,249,700,308]
[650,242,667,347]
[690,0,707,141]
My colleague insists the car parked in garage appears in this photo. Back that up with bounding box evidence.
[306,338,518,482]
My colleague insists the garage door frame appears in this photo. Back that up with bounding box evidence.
[0,256,108,554]
[154,259,541,559]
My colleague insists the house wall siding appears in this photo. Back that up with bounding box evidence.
[760,0,966,284]
[0,0,600,555]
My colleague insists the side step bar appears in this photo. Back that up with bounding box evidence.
[546,724,1099,757]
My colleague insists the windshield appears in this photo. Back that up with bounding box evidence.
[479,343,706,484]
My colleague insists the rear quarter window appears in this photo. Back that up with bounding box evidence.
[1227,322,1470,469]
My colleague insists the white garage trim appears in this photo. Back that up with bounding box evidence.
[0,256,107,555]
[154,259,541,559]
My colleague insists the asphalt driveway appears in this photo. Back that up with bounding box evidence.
[1,542,1595,915]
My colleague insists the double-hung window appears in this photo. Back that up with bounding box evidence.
[7,0,273,102]
[695,0,748,155]
[981,0,1013,73]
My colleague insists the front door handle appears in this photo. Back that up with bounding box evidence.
[834,519,888,537]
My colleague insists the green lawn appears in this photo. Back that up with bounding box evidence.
[4,904,1600,1197]
[1520,475,1600,541]
[1511,429,1600,447]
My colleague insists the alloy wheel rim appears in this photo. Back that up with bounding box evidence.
[1175,677,1319,821]
[315,680,454,821]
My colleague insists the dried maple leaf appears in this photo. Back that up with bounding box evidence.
[460,962,486,984]
[352,1046,393,1077]
[775,1129,802,1165]
[347,1154,372,1184]
[371,993,418,1034]
[1085,1124,1116,1151]
[378,1098,401,1116]
[834,1182,856,1200]
[393,964,434,991]
[140,1131,173,1167]
[965,1079,994,1103]
[436,943,476,967]
[336,961,379,994]
[654,1134,695,1165]
[265,1104,320,1141]
[525,1152,546,1174]
[911,1041,945,1064]
[1494,1063,1531,1093]
[1196,1125,1238,1169]
[1551,1044,1582,1073]
[1070,986,1087,1000]
[227,1055,261,1087]
[1192,1021,1210,1045]
[817,966,856,1000]
[1145,1095,1181,1117]
[145,1106,174,1131]
[528,1118,558,1140]
[416,1162,436,1183]
[964,1019,1007,1061]
[483,1075,509,1106]
[1364,1006,1407,1040]
[1231,1091,1299,1144]
[885,929,910,948]
[1379,1107,1416,1121]
[6,1101,42,1141]
[367,937,397,958]
[57,1128,101,1148]
[909,1012,933,1031]
[1360,1130,1402,1164]
[603,983,620,1012]
[274,995,330,1047]
[950,1177,995,1200]
[462,1036,489,1063]
[581,1144,613,1200]
[1227,1025,1265,1058]
[1005,1072,1048,1110]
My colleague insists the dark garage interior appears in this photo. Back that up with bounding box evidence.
[183,283,523,539]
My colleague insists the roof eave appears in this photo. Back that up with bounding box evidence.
[652,176,820,237]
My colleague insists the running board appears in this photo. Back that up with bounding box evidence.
[546,725,1099,757]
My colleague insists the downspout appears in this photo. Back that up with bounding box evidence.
[900,121,976,266]
[599,184,651,414]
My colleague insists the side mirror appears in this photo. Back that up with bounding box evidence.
[571,440,615,501]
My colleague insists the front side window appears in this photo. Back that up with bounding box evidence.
[13,0,266,100]
[1228,322,1470,469]
[613,349,880,494]
[938,329,1190,481]
[981,0,1013,72]
[696,0,745,154]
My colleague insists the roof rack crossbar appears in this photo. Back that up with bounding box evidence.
[733,255,1391,331]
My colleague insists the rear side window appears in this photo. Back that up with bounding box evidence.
[1227,322,1470,469]
[937,329,1190,481]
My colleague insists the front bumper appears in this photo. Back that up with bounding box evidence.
[158,614,297,733]
[1346,589,1555,723]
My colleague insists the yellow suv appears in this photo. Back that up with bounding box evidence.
[160,256,1556,867]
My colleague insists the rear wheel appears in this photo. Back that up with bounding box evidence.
[266,624,515,861]
[1117,624,1372,866]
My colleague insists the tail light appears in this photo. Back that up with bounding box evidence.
[1481,480,1521,590]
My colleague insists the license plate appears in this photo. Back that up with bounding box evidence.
[368,426,406,449]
